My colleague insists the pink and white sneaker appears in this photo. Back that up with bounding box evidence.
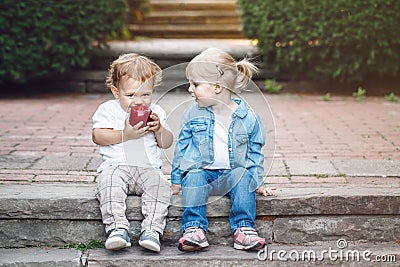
[233,227,265,250]
[178,227,209,251]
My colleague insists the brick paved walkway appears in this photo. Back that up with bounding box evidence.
[0,92,399,186]
[272,95,400,160]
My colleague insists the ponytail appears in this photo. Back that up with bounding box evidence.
[235,59,258,89]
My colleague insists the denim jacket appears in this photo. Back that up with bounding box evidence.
[171,98,266,189]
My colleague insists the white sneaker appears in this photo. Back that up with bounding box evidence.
[139,230,161,252]
[105,228,131,250]
[233,227,265,250]
[178,227,209,252]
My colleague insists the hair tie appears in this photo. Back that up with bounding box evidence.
[216,65,224,76]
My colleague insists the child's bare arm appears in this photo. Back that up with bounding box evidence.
[92,128,123,146]
[154,125,173,149]
[92,119,148,146]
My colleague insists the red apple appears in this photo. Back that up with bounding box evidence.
[129,105,153,128]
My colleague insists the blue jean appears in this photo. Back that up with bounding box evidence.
[181,167,256,234]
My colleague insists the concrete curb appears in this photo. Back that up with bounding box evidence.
[0,248,82,267]
[1,184,399,248]
[88,242,399,267]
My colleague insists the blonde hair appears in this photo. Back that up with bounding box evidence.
[106,53,162,90]
[186,48,258,92]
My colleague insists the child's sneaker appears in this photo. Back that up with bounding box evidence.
[233,227,265,250]
[139,230,161,252]
[178,227,209,252]
[105,228,131,250]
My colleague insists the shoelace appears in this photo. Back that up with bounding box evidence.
[143,230,159,239]
[239,227,258,236]
[110,228,126,237]
[184,227,199,236]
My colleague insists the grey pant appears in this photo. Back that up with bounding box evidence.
[96,165,171,234]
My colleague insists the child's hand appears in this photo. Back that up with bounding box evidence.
[256,185,276,197]
[123,118,149,140]
[171,184,181,195]
[147,112,161,132]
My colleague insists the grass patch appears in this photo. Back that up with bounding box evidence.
[264,79,283,94]
[61,240,104,252]
[384,92,399,103]
[352,87,366,101]
[322,93,331,101]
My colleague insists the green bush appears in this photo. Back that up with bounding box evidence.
[384,92,399,103]
[110,0,151,40]
[0,0,128,83]
[352,86,367,101]
[264,79,282,94]
[237,0,400,83]
[127,0,151,22]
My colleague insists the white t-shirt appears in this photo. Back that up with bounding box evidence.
[207,121,231,169]
[92,100,170,173]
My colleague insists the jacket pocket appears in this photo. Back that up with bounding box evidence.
[234,134,249,160]
[190,122,208,146]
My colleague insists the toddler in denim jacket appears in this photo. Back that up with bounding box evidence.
[171,48,275,252]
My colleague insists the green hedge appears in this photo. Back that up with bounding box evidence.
[237,0,400,83]
[0,0,128,83]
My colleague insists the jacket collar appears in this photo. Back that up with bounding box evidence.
[232,98,248,118]
[202,98,248,118]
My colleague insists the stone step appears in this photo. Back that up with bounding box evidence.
[1,243,399,267]
[129,11,240,25]
[87,39,261,69]
[88,243,400,266]
[127,0,244,38]
[40,39,273,93]
[0,248,82,267]
[1,184,399,248]
[128,24,245,39]
[148,0,237,12]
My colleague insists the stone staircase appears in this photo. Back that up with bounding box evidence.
[1,184,399,266]
[128,0,245,39]
[42,39,270,94]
